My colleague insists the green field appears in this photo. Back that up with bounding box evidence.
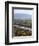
[14,19,32,28]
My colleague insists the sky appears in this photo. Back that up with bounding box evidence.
[14,9,33,15]
[13,9,33,20]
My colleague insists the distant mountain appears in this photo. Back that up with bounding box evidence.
[12,13,32,20]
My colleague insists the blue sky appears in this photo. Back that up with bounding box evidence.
[13,9,33,20]
[14,9,33,15]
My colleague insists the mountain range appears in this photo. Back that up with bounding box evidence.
[12,13,32,20]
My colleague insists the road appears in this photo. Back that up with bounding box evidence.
[13,25,32,31]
